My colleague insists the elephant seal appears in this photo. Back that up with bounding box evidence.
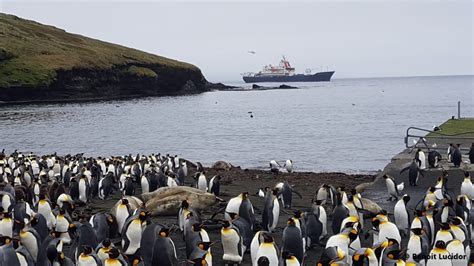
[212,161,233,171]
[141,186,219,216]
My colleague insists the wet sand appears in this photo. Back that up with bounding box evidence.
[87,165,375,265]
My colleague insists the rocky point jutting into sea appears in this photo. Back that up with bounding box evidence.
[0,13,232,103]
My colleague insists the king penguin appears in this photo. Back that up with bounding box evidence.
[122,211,148,255]
[426,240,450,266]
[78,174,90,203]
[460,171,474,199]
[196,172,207,192]
[282,218,304,263]
[254,232,279,266]
[262,188,280,233]
[225,192,255,230]
[331,192,349,234]
[115,198,131,234]
[383,174,404,200]
[393,194,410,237]
[208,175,221,196]
[221,220,243,263]
[151,227,177,266]
[400,159,424,186]
[451,144,462,167]
[352,248,378,266]
[406,228,430,265]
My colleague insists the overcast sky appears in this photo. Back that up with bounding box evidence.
[1,0,473,82]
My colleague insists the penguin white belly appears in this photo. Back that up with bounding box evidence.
[318,206,327,238]
[1,195,11,212]
[0,218,13,237]
[55,216,69,232]
[346,203,358,218]
[446,240,467,266]
[225,197,242,221]
[20,232,38,261]
[250,232,262,265]
[32,164,39,175]
[183,165,188,177]
[441,207,449,223]
[434,231,453,243]
[38,203,55,229]
[200,230,210,242]
[77,255,98,266]
[98,178,105,199]
[198,175,207,191]
[123,220,143,255]
[451,227,466,243]
[79,179,87,203]
[406,235,422,262]
[167,177,177,187]
[116,206,129,233]
[255,244,279,266]
[119,175,126,190]
[205,252,213,266]
[426,251,452,266]
[385,179,396,196]
[97,248,110,262]
[326,235,349,259]
[285,258,300,266]
[178,209,189,231]
[316,189,328,203]
[410,218,422,230]
[208,177,215,192]
[16,253,28,266]
[24,173,32,187]
[107,165,115,174]
[394,201,409,231]
[141,176,149,193]
[419,152,426,169]
[378,222,401,244]
[221,229,242,262]
[461,180,474,199]
[270,198,280,232]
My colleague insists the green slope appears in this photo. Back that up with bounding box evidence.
[0,13,207,102]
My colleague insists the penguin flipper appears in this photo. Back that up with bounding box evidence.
[291,188,303,199]
[399,166,410,175]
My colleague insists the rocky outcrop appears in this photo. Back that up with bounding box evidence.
[0,13,210,103]
[0,64,208,103]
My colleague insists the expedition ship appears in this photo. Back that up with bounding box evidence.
[242,56,335,83]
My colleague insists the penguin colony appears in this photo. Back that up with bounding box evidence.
[0,150,472,265]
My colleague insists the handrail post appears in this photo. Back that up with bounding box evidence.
[458,101,461,119]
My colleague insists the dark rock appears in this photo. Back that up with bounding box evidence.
[205,82,238,90]
[279,84,297,89]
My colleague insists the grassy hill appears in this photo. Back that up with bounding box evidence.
[0,13,208,102]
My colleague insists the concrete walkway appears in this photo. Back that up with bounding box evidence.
[364,142,474,212]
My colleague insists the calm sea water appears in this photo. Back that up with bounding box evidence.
[0,76,472,173]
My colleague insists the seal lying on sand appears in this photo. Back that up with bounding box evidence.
[141,186,220,216]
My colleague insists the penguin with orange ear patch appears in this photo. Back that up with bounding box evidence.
[151,227,177,266]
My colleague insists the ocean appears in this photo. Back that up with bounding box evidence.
[1,75,472,173]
